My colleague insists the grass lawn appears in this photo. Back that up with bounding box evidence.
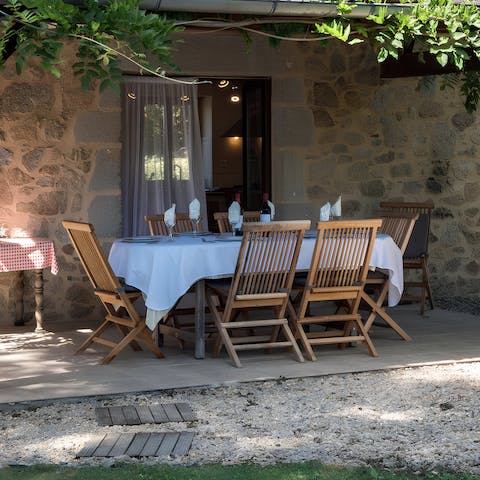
[1,462,479,480]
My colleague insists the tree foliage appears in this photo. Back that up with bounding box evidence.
[1,0,480,110]
[311,0,480,112]
[0,0,181,93]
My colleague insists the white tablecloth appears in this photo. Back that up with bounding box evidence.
[108,233,403,329]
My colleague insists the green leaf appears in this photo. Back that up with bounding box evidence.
[437,52,449,67]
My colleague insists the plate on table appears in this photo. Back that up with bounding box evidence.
[120,236,163,243]
[215,235,243,242]
[174,231,212,237]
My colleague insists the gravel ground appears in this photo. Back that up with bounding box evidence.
[1,361,479,473]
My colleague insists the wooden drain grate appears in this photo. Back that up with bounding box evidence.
[76,431,194,458]
[95,403,196,426]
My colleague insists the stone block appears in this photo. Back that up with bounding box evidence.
[445,257,461,273]
[274,150,305,202]
[22,149,43,171]
[390,163,412,177]
[465,261,480,275]
[0,147,13,167]
[272,107,314,147]
[45,120,66,140]
[418,101,443,118]
[373,150,395,163]
[431,122,455,163]
[99,88,120,109]
[87,195,121,237]
[402,181,423,194]
[89,149,121,191]
[464,182,480,202]
[313,109,334,128]
[74,112,121,143]
[381,118,408,147]
[432,207,454,219]
[360,179,385,197]
[6,167,34,186]
[426,177,442,193]
[452,112,475,131]
[17,192,67,216]
[0,82,54,113]
[313,82,338,108]
[272,78,306,104]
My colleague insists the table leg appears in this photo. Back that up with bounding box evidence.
[194,279,205,359]
[34,268,45,332]
[13,271,25,326]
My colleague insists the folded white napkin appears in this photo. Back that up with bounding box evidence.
[331,196,341,217]
[164,203,176,227]
[267,200,275,220]
[189,198,200,220]
[320,202,331,221]
[228,200,241,224]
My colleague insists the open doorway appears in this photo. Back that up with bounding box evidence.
[198,78,271,231]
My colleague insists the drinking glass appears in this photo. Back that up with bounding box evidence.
[165,216,176,240]
[190,213,201,236]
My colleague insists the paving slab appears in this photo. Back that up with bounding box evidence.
[0,305,478,405]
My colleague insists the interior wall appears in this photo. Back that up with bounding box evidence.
[199,81,243,189]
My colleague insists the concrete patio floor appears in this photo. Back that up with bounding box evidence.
[0,304,478,406]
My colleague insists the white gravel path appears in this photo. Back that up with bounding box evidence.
[1,362,479,473]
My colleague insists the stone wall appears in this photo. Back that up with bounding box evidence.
[0,44,122,328]
[0,34,478,328]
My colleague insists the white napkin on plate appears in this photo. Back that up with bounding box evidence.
[164,203,176,227]
[267,200,275,220]
[189,198,200,220]
[331,196,341,217]
[320,202,331,221]
[228,200,241,225]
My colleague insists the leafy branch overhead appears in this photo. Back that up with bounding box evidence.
[1,0,480,110]
[0,0,181,93]
[311,0,480,112]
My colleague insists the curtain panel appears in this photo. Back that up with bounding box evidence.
[121,77,206,236]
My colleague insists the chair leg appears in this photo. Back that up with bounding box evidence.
[75,319,111,354]
[423,260,434,313]
[361,291,411,341]
[355,318,377,357]
[101,323,150,364]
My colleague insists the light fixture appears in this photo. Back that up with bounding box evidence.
[230,94,240,103]
[127,92,136,100]
[180,95,190,102]
[218,79,229,88]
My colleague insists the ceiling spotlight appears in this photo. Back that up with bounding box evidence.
[218,80,230,88]
[230,95,240,103]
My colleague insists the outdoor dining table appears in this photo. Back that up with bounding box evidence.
[108,231,404,359]
[0,237,58,331]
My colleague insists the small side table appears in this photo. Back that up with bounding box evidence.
[0,238,58,332]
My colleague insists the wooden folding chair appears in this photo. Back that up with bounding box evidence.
[213,211,261,233]
[288,219,382,361]
[205,220,310,367]
[145,213,199,235]
[62,221,164,364]
[362,212,418,340]
[380,201,434,314]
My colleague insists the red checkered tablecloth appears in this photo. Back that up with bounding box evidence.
[0,238,58,274]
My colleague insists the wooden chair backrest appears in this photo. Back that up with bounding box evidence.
[144,213,197,236]
[62,221,120,293]
[214,211,261,233]
[379,201,434,258]
[307,219,382,288]
[228,220,310,300]
[379,212,419,255]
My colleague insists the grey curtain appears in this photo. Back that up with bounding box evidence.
[121,77,206,236]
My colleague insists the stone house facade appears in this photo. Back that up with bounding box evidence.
[0,31,478,328]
